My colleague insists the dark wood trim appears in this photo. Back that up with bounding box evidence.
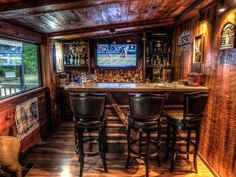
[0,87,46,108]
[0,21,42,43]
[107,92,127,126]
[176,0,214,23]
[177,0,204,20]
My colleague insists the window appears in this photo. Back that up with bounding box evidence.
[0,38,40,99]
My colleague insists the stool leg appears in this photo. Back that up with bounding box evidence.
[157,121,162,149]
[125,126,131,169]
[78,129,84,177]
[194,128,200,174]
[101,127,108,172]
[145,132,151,177]
[165,125,170,159]
[187,129,191,160]
[170,127,177,173]
[99,129,103,159]
[157,121,161,167]
[139,131,142,155]
[74,125,79,153]
[105,119,108,153]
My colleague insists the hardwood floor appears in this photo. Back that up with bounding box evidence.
[22,113,213,177]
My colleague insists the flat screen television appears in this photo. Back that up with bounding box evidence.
[96,44,137,68]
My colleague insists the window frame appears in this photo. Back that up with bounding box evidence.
[0,36,42,100]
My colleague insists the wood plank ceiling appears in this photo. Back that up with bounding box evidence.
[0,0,213,38]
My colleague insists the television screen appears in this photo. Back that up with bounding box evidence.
[96,44,137,68]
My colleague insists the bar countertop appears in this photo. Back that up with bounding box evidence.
[61,82,209,92]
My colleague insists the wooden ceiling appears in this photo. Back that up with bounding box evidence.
[0,0,214,38]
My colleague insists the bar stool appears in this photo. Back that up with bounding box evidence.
[165,92,208,173]
[125,93,166,177]
[69,93,108,177]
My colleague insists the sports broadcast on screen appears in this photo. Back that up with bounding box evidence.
[96,44,137,68]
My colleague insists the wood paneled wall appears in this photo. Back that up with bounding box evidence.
[173,4,236,177]
[0,21,49,153]
[0,88,47,153]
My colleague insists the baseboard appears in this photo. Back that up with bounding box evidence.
[198,153,220,177]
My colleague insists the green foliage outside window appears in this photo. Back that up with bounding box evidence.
[22,43,38,74]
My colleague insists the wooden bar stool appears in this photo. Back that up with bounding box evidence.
[69,93,108,177]
[165,92,208,173]
[125,93,166,177]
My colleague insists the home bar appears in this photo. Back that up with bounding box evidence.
[0,0,235,177]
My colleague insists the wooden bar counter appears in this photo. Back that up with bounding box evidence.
[61,82,209,126]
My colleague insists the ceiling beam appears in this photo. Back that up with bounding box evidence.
[50,21,174,40]
[46,18,175,37]
[0,0,136,19]
[177,0,204,20]
[176,0,214,22]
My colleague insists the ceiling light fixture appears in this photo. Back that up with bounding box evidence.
[142,32,146,41]
[218,0,226,13]
[199,10,204,21]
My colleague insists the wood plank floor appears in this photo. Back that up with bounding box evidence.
[22,114,213,177]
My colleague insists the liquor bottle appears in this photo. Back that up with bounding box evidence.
[150,41,153,53]
[75,53,78,65]
[78,54,82,65]
[69,53,72,65]
[81,54,84,65]
[71,53,75,65]
[63,53,67,65]
[85,54,88,65]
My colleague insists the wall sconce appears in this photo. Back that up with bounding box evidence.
[218,0,226,13]
[201,21,207,35]
[127,39,131,43]
[199,10,204,21]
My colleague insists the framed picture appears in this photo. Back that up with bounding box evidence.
[220,22,236,50]
[193,35,204,63]
[54,42,64,72]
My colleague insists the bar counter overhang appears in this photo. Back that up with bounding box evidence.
[62,82,209,92]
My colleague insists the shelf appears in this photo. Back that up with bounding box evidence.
[64,65,88,68]
[146,65,153,68]
[147,36,172,38]
[147,52,171,54]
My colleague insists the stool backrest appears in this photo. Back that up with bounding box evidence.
[129,93,166,122]
[69,93,107,122]
[184,92,208,127]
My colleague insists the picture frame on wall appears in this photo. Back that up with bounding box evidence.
[53,42,64,73]
[193,35,204,63]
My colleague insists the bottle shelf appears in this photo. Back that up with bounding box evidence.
[64,65,88,68]
[144,31,172,82]
[147,52,171,54]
